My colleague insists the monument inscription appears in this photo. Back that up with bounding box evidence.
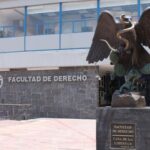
[111,123,136,149]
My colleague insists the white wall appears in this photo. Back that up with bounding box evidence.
[0,33,93,51]
[0,0,140,9]
[0,32,94,52]
[0,37,24,52]
[0,32,100,69]
[0,0,84,9]
[26,35,59,50]
[0,49,110,69]
[61,32,94,49]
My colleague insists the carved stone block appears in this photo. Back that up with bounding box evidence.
[111,90,146,107]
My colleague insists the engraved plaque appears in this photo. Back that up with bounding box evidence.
[111,123,136,149]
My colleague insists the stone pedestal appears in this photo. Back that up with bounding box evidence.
[97,107,150,150]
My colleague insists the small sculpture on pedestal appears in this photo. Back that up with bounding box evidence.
[87,8,150,107]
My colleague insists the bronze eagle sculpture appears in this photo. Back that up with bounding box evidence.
[87,8,150,93]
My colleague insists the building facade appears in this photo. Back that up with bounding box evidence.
[0,0,149,119]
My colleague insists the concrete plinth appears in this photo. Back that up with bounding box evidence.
[97,107,150,150]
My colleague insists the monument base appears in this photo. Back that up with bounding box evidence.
[97,106,150,150]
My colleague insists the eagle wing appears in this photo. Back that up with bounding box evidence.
[135,8,150,48]
[86,11,122,63]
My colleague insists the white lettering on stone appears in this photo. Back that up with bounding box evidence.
[59,76,63,82]
[7,75,87,83]
[72,76,76,81]
[54,76,58,81]
[43,76,47,82]
[82,75,87,81]
[63,76,67,81]
[68,75,72,82]
[16,77,21,83]
[37,76,41,82]
[8,77,12,82]
[28,76,32,82]
[12,77,16,83]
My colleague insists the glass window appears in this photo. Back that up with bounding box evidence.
[100,0,138,21]
[0,8,24,38]
[141,0,150,13]
[62,1,97,33]
[27,4,59,36]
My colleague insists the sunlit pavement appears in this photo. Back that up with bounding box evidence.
[0,119,96,150]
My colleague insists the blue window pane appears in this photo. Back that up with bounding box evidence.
[27,4,59,36]
[141,0,150,13]
[62,22,72,33]
[100,0,138,21]
[0,8,24,38]
[62,1,97,33]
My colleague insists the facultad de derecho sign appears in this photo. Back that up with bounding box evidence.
[7,75,88,83]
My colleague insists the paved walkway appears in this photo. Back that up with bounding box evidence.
[0,119,96,150]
